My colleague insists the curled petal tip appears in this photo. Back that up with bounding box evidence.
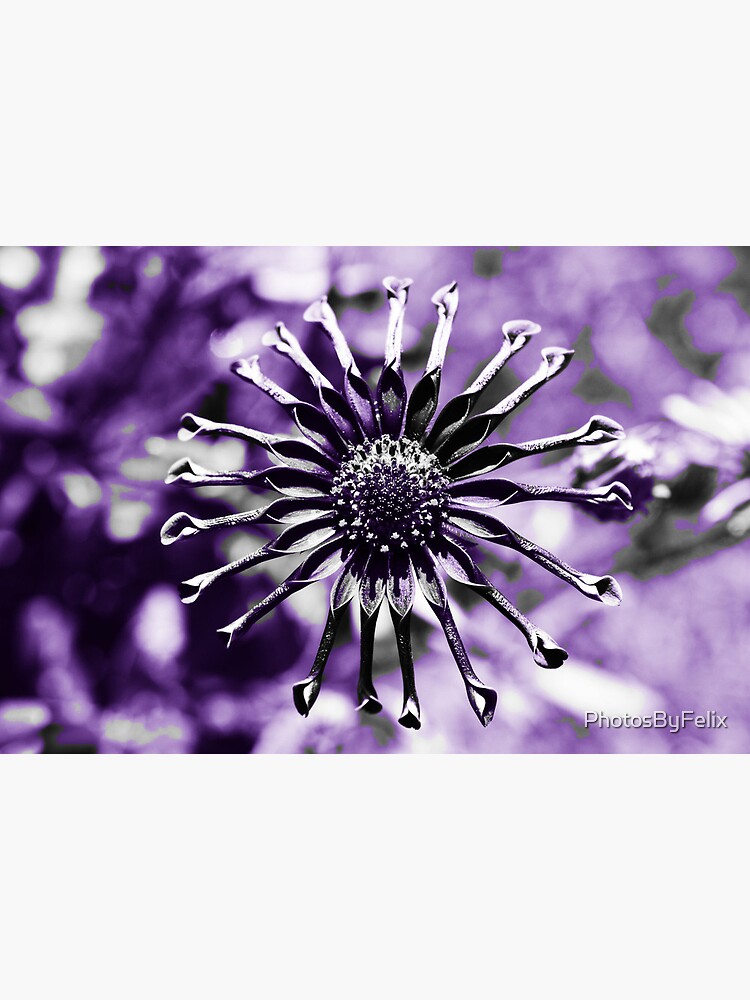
[398,698,421,730]
[595,575,623,606]
[355,696,383,715]
[431,281,459,309]
[303,297,332,324]
[160,512,199,545]
[539,346,575,379]
[178,577,205,604]
[606,481,634,509]
[584,415,626,443]
[542,345,575,362]
[533,633,569,669]
[383,275,413,296]
[466,683,498,727]
[177,413,203,441]
[230,356,261,382]
[216,624,235,648]
[502,319,542,341]
[165,458,197,485]
[292,677,322,718]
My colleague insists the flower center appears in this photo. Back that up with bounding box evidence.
[332,435,448,552]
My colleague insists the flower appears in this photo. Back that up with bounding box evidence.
[162,278,632,730]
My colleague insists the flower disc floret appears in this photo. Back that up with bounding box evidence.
[332,436,448,551]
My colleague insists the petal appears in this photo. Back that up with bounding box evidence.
[386,548,414,618]
[432,600,497,727]
[270,518,339,555]
[231,355,300,406]
[389,608,421,730]
[448,478,634,511]
[292,607,347,717]
[480,583,569,669]
[164,458,267,488]
[268,438,338,474]
[178,413,283,450]
[160,505,275,545]
[263,467,333,498]
[426,536,569,669]
[447,415,627,480]
[262,322,334,390]
[501,319,542,347]
[292,401,346,457]
[216,538,348,647]
[330,550,366,611]
[179,541,276,604]
[447,478,523,507]
[429,534,486,587]
[232,355,345,456]
[425,281,459,373]
[318,385,361,443]
[484,346,575,419]
[383,275,413,369]
[447,507,623,606]
[343,366,379,437]
[161,498,334,546]
[424,317,540,450]
[291,535,349,583]
[424,392,478,452]
[304,295,361,376]
[377,361,407,437]
[359,549,388,617]
[356,607,383,715]
[404,368,442,440]
[409,544,447,609]
[435,347,575,463]
[217,578,307,647]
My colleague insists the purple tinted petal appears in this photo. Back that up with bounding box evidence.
[432,601,497,727]
[231,355,301,406]
[447,416,627,480]
[217,578,308,647]
[404,368,442,440]
[270,518,338,555]
[268,438,338,474]
[425,281,459,373]
[318,385,362,443]
[262,322,334,390]
[291,535,348,583]
[303,296,361,376]
[390,609,420,730]
[356,606,382,714]
[178,413,283,450]
[330,551,365,611]
[292,607,346,717]
[291,401,346,457]
[164,458,268,488]
[383,275,413,369]
[448,478,634,511]
[344,367,378,437]
[160,504,275,545]
[409,544,447,609]
[359,550,388,617]
[376,361,407,437]
[179,541,276,603]
[386,548,414,618]
[263,467,333,498]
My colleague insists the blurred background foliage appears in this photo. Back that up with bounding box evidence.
[1,246,749,753]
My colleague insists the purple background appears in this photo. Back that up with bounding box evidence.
[1,246,748,753]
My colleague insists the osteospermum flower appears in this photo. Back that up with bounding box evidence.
[162,278,632,729]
